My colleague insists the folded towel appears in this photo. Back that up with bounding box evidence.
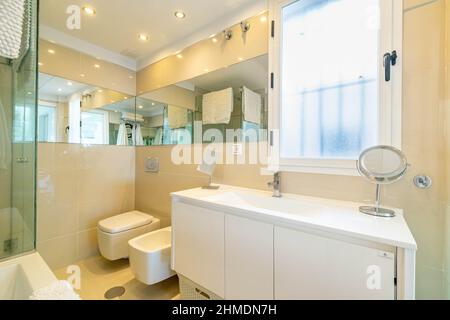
[133,123,144,146]
[202,88,233,125]
[0,97,11,170]
[117,123,129,146]
[242,87,262,125]
[29,281,81,300]
[0,0,28,59]
[168,105,188,129]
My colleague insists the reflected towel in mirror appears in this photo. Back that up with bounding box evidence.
[242,86,261,125]
[168,105,188,129]
[202,88,233,125]
[117,123,129,146]
[133,123,144,146]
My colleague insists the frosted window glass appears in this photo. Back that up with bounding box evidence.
[281,0,380,160]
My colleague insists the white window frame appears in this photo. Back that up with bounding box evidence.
[268,0,403,176]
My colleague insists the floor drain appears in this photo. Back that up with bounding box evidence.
[104,286,126,300]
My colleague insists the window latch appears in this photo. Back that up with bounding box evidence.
[383,50,397,82]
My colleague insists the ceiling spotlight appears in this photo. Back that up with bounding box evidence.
[138,34,149,41]
[47,49,55,54]
[83,6,96,15]
[212,37,218,43]
[67,81,73,86]
[176,53,183,59]
[94,64,100,69]
[260,16,267,23]
[174,11,186,19]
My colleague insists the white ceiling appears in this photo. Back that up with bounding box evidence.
[40,0,266,70]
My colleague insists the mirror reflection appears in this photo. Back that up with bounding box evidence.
[38,73,135,146]
[137,54,268,145]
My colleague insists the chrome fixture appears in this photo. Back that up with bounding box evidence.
[224,29,233,40]
[414,175,432,189]
[240,21,250,33]
[268,172,282,198]
[357,145,409,218]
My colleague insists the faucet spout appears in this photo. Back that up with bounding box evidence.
[268,172,282,198]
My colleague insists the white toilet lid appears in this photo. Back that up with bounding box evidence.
[98,211,153,234]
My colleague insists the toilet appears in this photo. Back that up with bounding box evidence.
[128,227,175,285]
[97,211,161,261]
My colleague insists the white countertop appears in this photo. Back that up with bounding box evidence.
[171,185,417,250]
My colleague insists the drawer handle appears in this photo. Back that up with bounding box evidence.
[195,288,211,300]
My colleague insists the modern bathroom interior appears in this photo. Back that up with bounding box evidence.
[0,0,450,301]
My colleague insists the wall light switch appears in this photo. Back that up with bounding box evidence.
[145,157,160,173]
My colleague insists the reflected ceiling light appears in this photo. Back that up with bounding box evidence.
[176,53,183,59]
[98,89,103,93]
[138,34,149,41]
[57,88,62,92]
[238,57,243,61]
[67,81,73,86]
[260,16,267,22]
[138,105,144,109]
[27,91,32,95]
[151,102,155,106]
[94,64,100,68]
[38,62,43,66]
[212,37,218,43]
[124,97,128,100]
[174,11,186,19]
[80,73,85,77]
[82,6,96,15]
[128,75,134,79]
[47,49,55,54]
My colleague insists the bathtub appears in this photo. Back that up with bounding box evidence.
[0,252,57,300]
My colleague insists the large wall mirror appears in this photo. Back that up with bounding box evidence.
[38,73,136,146]
[137,54,269,146]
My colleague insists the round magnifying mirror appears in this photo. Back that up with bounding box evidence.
[357,146,408,218]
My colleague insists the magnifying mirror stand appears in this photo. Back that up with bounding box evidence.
[359,184,396,218]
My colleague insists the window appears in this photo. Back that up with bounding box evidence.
[269,0,402,175]
[37,103,57,142]
[81,110,109,145]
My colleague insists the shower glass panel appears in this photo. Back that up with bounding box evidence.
[0,0,38,260]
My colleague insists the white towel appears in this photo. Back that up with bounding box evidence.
[133,124,144,146]
[202,88,233,125]
[29,281,81,300]
[0,0,27,59]
[117,123,129,146]
[242,87,262,125]
[0,97,11,170]
[168,105,188,129]
[154,128,163,145]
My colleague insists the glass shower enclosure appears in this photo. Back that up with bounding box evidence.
[0,0,38,261]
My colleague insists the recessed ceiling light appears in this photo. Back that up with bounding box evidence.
[47,49,55,54]
[67,81,73,86]
[80,73,85,77]
[138,34,149,41]
[124,97,128,100]
[174,11,186,19]
[176,54,183,59]
[151,103,155,106]
[138,105,144,109]
[83,6,96,15]
[38,62,43,66]
[260,16,267,23]
[128,75,134,79]
[94,64,100,69]
[212,38,218,43]
[57,88,62,92]
[27,92,32,95]
[98,89,103,93]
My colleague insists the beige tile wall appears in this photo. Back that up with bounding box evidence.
[36,143,135,270]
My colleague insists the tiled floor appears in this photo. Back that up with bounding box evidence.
[53,255,180,300]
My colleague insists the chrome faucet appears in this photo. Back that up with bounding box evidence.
[268,172,282,198]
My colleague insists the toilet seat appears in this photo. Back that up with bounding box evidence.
[98,211,153,234]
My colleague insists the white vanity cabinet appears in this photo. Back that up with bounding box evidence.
[274,227,396,300]
[225,215,274,300]
[171,186,417,300]
[171,202,225,297]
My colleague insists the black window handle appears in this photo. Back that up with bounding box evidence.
[384,50,398,82]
